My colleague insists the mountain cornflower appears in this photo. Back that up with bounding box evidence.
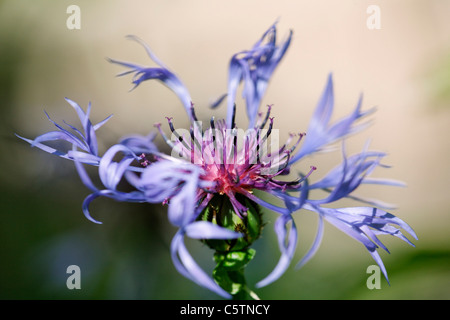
[17,22,417,299]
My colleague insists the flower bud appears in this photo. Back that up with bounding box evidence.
[198,194,263,252]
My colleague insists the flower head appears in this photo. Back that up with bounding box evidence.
[18,22,416,299]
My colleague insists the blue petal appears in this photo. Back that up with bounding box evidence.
[42,109,89,151]
[296,214,324,269]
[126,167,177,203]
[330,206,417,241]
[17,134,101,166]
[167,168,199,227]
[32,131,86,153]
[73,146,100,192]
[98,144,137,190]
[324,212,390,282]
[241,189,291,215]
[225,57,243,127]
[65,98,99,155]
[127,159,203,227]
[81,191,104,224]
[171,231,232,299]
[72,145,148,225]
[304,204,417,283]
[128,160,187,201]
[256,214,297,288]
[17,99,111,165]
[209,93,228,109]
[309,149,386,190]
[119,132,158,154]
[67,150,101,166]
[109,36,193,122]
[226,22,292,128]
[93,114,114,131]
[309,73,334,131]
[290,75,374,163]
[185,221,242,240]
[308,142,405,206]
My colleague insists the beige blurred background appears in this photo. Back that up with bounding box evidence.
[1,0,449,299]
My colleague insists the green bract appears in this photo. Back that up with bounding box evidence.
[199,194,263,252]
[198,195,263,298]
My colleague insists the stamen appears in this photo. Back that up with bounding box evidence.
[288,132,305,154]
[278,133,295,154]
[190,123,203,148]
[190,102,199,122]
[166,116,174,128]
[297,165,317,185]
[222,129,227,168]
[233,128,238,165]
[244,135,250,167]
[210,116,217,152]
[210,116,216,131]
[231,103,237,129]
[154,123,175,148]
[139,153,151,167]
[166,117,185,144]
[260,117,274,144]
[269,149,291,175]
[190,127,203,164]
[255,111,264,127]
[256,117,274,163]
[259,104,273,129]
[256,129,261,164]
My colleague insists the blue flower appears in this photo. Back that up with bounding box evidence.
[108,35,194,122]
[17,98,112,165]
[18,22,416,298]
[225,21,292,128]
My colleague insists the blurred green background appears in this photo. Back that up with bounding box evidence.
[1,0,449,300]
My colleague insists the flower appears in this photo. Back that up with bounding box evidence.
[16,98,112,166]
[225,22,292,128]
[18,21,417,299]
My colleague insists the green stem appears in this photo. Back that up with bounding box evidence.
[212,249,259,300]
